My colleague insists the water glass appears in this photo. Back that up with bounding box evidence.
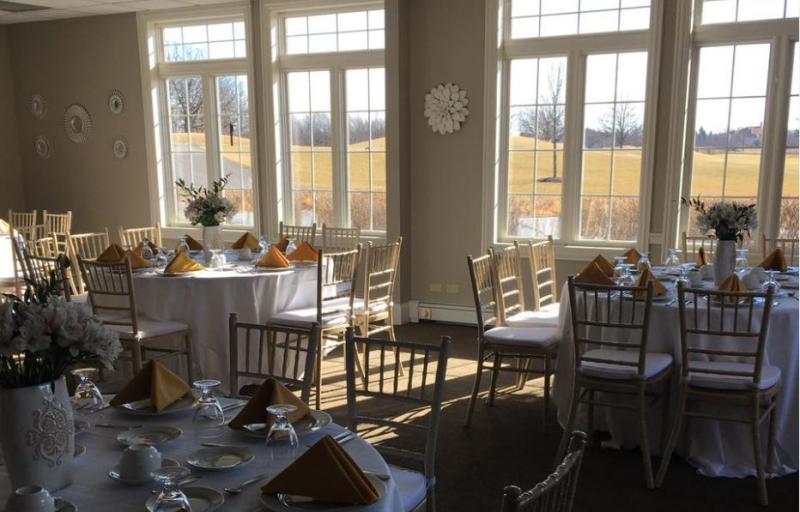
[178,235,191,254]
[664,248,681,269]
[613,256,627,284]
[71,368,104,416]
[285,238,297,255]
[761,270,782,296]
[155,248,168,268]
[151,466,192,512]
[192,380,224,438]
[209,250,226,269]
[266,404,299,462]
[140,238,154,260]
[735,248,749,274]
[637,251,651,272]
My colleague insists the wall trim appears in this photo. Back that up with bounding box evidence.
[409,301,477,326]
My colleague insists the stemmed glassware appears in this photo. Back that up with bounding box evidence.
[285,238,297,255]
[151,466,192,512]
[259,236,269,258]
[209,250,226,269]
[266,404,299,463]
[664,248,681,270]
[736,248,749,274]
[155,248,168,268]
[613,256,627,284]
[761,270,782,296]
[140,238,154,260]
[637,251,651,271]
[71,368,104,416]
[192,380,224,438]
[178,235,191,254]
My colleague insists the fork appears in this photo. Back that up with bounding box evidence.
[94,423,142,430]
[224,473,271,494]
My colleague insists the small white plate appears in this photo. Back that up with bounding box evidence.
[117,425,183,446]
[186,446,255,471]
[239,410,332,438]
[108,458,179,485]
[117,392,197,416]
[73,420,89,436]
[74,444,86,459]
[145,486,224,512]
[55,499,78,512]
[249,265,296,273]
[259,473,386,510]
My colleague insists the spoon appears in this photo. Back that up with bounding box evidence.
[224,473,271,494]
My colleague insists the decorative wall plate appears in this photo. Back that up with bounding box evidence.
[29,94,47,118]
[33,135,50,159]
[112,136,128,159]
[64,104,92,144]
[424,82,470,135]
[108,90,125,115]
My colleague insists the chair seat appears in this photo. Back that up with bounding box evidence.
[273,298,350,329]
[69,293,89,304]
[484,326,560,348]
[389,465,427,512]
[505,304,560,328]
[579,349,672,380]
[687,361,781,390]
[110,318,189,340]
[354,300,390,316]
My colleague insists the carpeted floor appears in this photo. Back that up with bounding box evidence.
[316,322,797,511]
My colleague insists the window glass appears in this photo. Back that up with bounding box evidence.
[510,0,650,39]
[284,9,384,55]
[163,21,246,62]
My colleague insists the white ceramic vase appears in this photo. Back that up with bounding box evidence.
[713,239,737,286]
[0,377,74,492]
[202,224,224,263]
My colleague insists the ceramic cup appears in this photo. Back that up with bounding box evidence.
[743,272,761,290]
[699,264,714,280]
[749,266,767,282]
[119,444,161,483]
[687,270,703,287]
[5,486,56,512]
[239,248,253,261]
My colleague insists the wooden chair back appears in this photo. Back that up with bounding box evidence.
[322,224,360,252]
[317,247,361,326]
[41,210,72,253]
[567,276,655,379]
[22,252,72,300]
[501,431,588,512]
[681,232,715,264]
[68,230,111,261]
[280,221,316,245]
[345,327,450,488]
[490,242,526,324]
[78,258,139,334]
[26,235,59,258]
[228,314,319,403]
[118,223,163,249]
[360,237,402,314]
[7,210,37,240]
[528,236,558,310]
[676,282,775,389]
[467,253,498,336]
[760,233,799,265]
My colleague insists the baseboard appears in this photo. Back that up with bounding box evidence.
[392,301,411,325]
[409,301,477,326]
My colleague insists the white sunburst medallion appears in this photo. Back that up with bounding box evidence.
[424,82,469,135]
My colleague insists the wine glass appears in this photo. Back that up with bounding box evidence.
[285,238,297,255]
[619,264,636,287]
[676,266,690,287]
[664,248,680,270]
[192,380,224,438]
[178,235,190,254]
[71,368,104,416]
[259,235,269,254]
[761,270,782,296]
[141,238,154,260]
[637,251,651,272]
[266,404,299,463]
[209,250,226,269]
[735,248,749,274]
[613,256,627,284]
[151,466,192,512]
[155,248,168,268]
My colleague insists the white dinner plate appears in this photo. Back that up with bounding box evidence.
[186,446,255,471]
[145,487,224,512]
[259,473,386,510]
[117,392,197,416]
[108,458,179,485]
[239,410,332,438]
[117,425,183,446]
[73,420,89,436]
[55,499,78,512]
[248,265,296,273]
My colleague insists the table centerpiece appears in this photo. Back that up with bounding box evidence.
[176,174,237,262]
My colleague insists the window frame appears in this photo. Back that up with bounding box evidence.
[486,0,664,258]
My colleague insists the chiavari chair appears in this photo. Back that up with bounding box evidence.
[7,209,38,297]
[118,222,163,249]
[322,224,360,252]
[41,210,72,253]
[279,221,317,246]
[68,230,111,294]
[681,232,715,264]
[760,232,799,266]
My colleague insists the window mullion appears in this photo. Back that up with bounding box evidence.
[497,58,511,241]
[561,48,585,245]
[678,46,702,241]
[205,74,221,185]
[331,66,347,228]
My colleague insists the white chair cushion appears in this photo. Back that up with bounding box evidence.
[579,349,672,380]
[111,318,189,340]
[505,305,560,328]
[354,300,390,316]
[687,361,781,390]
[69,293,89,304]
[484,326,560,348]
[389,465,427,512]
[272,298,350,329]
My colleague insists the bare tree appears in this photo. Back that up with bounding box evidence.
[537,63,565,180]
[600,101,642,148]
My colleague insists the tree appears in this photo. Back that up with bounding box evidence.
[600,101,643,148]
[537,63,565,180]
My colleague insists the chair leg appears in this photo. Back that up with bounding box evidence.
[353,340,368,387]
[184,333,196,383]
[11,250,21,298]
[660,383,671,456]
[463,345,486,428]
[766,396,778,472]
[387,312,405,377]
[427,485,436,512]
[586,390,595,446]
[488,354,502,407]
[130,342,143,374]
[656,385,688,488]
[751,394,768,506]
[542,354,550,435]
[556,378,581,462]
[636,386,655,489]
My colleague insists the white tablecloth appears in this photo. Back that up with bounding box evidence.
[0,400,403,511]
[131,252,318,395]
[552,275,799,478]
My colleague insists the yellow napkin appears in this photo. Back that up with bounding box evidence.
[185,235,203,251]
[229,378,309,430]
[164,252,205,274]
[261,435,380,505]
[122,249,152,270]
[622,248,642,265]
[716,274,748,304]
[274,237,291,252]
[231,232,260,250]
[696,247,708,268]
[287,242,319,262]
[583,255,615,278]
[97,244,126,262]
[109,361,191,412]
[575,262,615,285]
[255,246,291,268]
[634,268,669,298]
[758,248,787,272]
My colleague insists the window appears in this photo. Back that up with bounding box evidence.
[701,0,799,25]
[781,43,799,238]
[163,21,246,61]
[510,0,650,39]
[275,5,386,232]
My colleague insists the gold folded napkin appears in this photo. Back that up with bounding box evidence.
[97,243,126,262]
[696,247,708,268]
[122,249,152,270]
[261,435,380,505]
[716,274,747,304]
[229,378,309,430]
[231,232,260,250]
[274,237,291,252]
[255,246,291,268]
[583,255,615,278]
[758,248,787,272]
[185,235,203,251]
[634,268,668,298]
[287,242,318,262]
[109,360,191,412]
[164,252,205,274]
[622,248,642,265]
[134,240,158,255]
[575,262,615,285]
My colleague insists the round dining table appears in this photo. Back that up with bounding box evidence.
[552,267,799,479]
[0,396,403,511]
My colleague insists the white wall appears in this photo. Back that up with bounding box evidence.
[0,25,25,214]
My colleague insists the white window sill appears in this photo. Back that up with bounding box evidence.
[494,239,637,261]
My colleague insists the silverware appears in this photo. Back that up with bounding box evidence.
[94,423,142,430]
[224,473,271,494]
[150,475,201,493]
[222,402,246,412]
[337,433,356,445]
[304,429,353,448]
[200,442,247,449]
[666,298,677,306]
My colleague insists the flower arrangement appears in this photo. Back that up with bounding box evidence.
[682,196,758,242]
[175,174,236,227]
[0,268,122,389]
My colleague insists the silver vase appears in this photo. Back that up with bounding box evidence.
[713,239,737,286]
[0,377,74,492]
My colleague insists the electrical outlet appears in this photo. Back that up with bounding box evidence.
[429,283,443,293]
[446,284,460,294]
[419,307,432,319]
